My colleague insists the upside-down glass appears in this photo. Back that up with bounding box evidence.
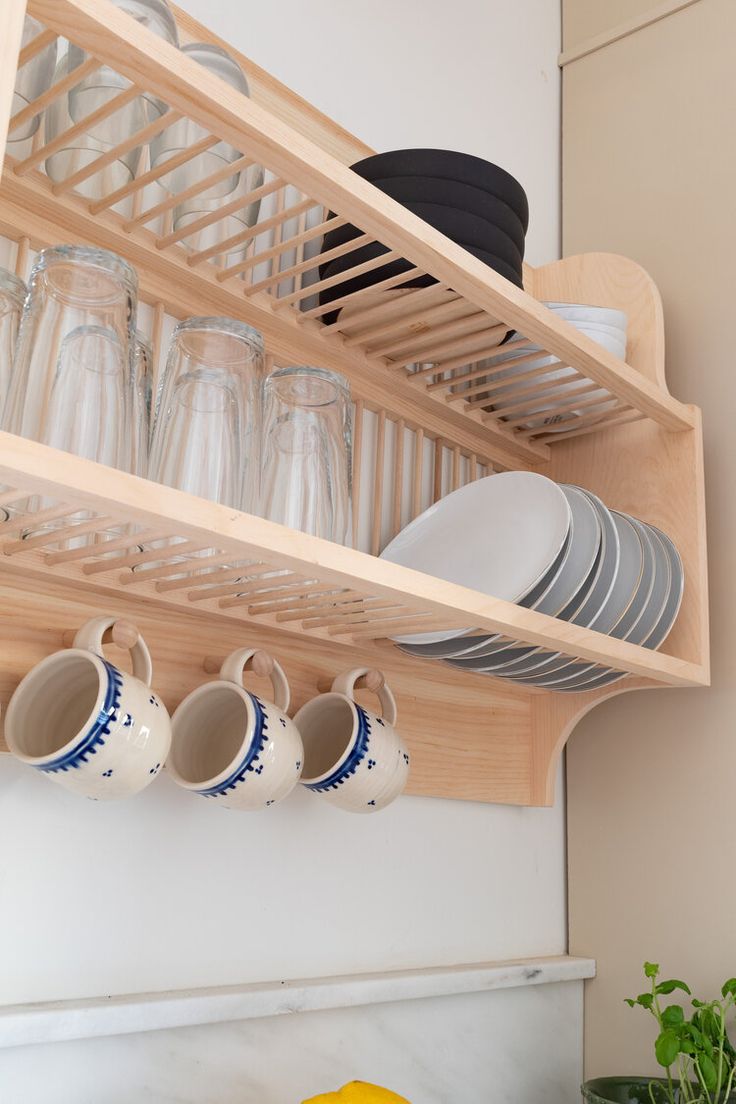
[258,367,352,545]
[0,269,27,402]
[4,245,137,471]
[149,317,264,509]
[67,0,178,143]
[44,54,140,210]
[149,43,264,260]
[9,16,58,143]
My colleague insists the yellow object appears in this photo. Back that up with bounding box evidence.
[302,1081,411,1104]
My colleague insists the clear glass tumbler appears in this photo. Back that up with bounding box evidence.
[258,367,352,545]
[67,0,178,140]
[149,43,264,259]
[44,54,140,209]
[4,245,137,472]
[9,15,58,143]
[149,317,264,509]
[0,268,27,403]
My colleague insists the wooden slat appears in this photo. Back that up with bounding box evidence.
[370,410,386,557]
[45,527,168,565]
[17,27,56,68]
[412,427,424,518]
[345,293,465,349]
[115,135,222,222]
[9,56,100,136]
[392,418,405,537]
[275,248,404,310]
[297,267,426,322]
[246,231,372,297]
[52,107,184,195]
[156,563,269,593]
[351,399,363,549]
[157,174,284,250]
[14,85,140,173]
[217,212,344,281]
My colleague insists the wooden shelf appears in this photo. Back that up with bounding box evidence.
[0,0,709,806]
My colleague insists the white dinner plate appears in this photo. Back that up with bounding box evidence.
[513,510,643,688]
[380,471,571,645]
[447,485,601,672]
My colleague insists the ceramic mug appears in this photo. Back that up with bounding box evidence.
[167,648,303,810]
[294,668,410,813]
[4,616,171,799]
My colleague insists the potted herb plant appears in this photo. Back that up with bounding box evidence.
[582,963,736,1104]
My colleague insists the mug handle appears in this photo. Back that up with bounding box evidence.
[331,668,397,725]
[72,616,153,686]
[219,649,291,713]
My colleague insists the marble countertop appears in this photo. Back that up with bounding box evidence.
[0,954,594,1049]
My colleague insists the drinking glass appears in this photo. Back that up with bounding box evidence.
[149,43,264,259]
[258,367,352,545]
[44,55,140,209]
[42,324,129,469]
[9,15,58,143]
[4,245,137,470]
[149,317,264,509]
[131,331,153,477]
[0,268,27,402]
[67,0,178,140]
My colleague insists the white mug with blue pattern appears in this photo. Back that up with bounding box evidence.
[294,668,410,813]
[4,615,171,800]
[166,648,303,811]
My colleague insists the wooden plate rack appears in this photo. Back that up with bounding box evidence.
[0,0,709,806]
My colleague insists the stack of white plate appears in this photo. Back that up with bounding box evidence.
[380,472,683,693]
[475,303,628,434]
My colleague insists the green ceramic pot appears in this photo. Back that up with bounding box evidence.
[582,1077,736,1104]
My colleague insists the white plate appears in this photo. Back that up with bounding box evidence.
[380,472,571,645]
[643,524,684,649]
[513,510,643,688]
[396,532,572,660]
[447,485,601,672]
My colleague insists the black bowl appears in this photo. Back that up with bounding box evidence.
[322,178,526,262]
[316,242,523,325]
[351,149,529,230]
[319,199,524,281]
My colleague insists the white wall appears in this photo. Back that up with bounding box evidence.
[0,1,563,1095]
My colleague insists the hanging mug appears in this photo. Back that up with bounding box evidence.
[4,616,171,799]
[294,668,410,813]
[167,649,303,810]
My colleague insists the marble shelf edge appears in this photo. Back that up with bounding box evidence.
[0,955,595,1050]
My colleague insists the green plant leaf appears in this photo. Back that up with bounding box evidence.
[657,980,692,996]
[624,998,636,1007]
[638,993,655,1010]
[655,1029,681,1068]
[662,1005,685,1028]
[722,979,736,999]
[645,962,661,979]
[699,1052,717,1092]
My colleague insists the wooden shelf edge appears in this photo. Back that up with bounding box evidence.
[0,432,704,687]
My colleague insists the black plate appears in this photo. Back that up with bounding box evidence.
[351,149,529,229]
[315,242,523,325]
[319,199,524,280]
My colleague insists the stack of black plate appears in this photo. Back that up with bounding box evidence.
[317,149,528,323]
